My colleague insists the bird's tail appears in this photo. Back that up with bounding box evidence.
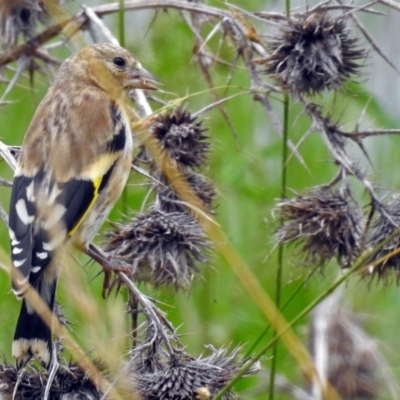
[12,278,57,370]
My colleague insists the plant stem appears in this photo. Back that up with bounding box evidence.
[268,93,290,400]
[119,0,125,47]
[245,264,319,358]
[270,3,290,398]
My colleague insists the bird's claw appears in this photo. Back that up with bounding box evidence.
[99,258,131,298]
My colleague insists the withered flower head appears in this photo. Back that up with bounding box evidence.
[157,171,216,213]
[150,108,209,168]
[0,362,102,399]
[104,208,210,288]
[309,292,385,399]
[130,346,259,400]
[367,196,400,278]
[275,187,362,268]
[0,0,46,48]
[264,11,365,95]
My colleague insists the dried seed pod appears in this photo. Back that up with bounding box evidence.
[275,187,362,268]
[0,0,45,47]
[367,196,400,279]
[150,108,209,168]
[156,171,216,213]
[130,346,259,400]
[104,208,210,289]
[0,362,103,399]
[263,11,365,95]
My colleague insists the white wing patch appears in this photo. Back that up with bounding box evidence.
[13,258,27,268]
[16,199,35,225]
[26,181,35,202]
[9,228,16,241]
[36,252,48,260]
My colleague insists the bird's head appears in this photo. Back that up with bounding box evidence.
[73,43,160,93]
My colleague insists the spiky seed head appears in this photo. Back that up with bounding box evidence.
[0,362,103,399]
[0,0,45,48]
[367,196,400,280]
[104,208,210,289]
[275,187,362,268]
[130,346,259,400]
[150,108,210,168]
[263,11,365,96]
[156,171,216,213]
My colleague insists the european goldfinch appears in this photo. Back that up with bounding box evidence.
[9,43,158,369]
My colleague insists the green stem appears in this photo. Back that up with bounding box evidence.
[269,3,290,396]
[245,264,319,358]
[286,0,291,16]
[119,0,125,47]
[268,92,290,400]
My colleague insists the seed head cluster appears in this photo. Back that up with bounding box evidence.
[264,11,365,95]
[105,108,215,289]
[0,362,103,399]
[0,345,258,399]
[130,346,259,400]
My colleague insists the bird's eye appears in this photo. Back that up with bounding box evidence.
[113,57,126,68]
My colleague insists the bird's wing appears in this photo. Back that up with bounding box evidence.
[9,92,127,295]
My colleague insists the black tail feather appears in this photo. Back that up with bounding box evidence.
[12,278,57,369]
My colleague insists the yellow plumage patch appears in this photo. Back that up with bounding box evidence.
[68,175,102,236]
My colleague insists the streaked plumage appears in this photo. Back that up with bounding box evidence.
[9,43,158,369]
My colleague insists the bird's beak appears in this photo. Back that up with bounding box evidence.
[129,66,161,90]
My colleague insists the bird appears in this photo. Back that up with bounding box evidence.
[8,42,159,369]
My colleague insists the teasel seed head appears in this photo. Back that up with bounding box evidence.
[275,187,362,268]
[150,108,210,168]
[104,208,210,289]
[263,10,365,96]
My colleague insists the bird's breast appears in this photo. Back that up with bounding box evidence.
[71,111,133,247]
